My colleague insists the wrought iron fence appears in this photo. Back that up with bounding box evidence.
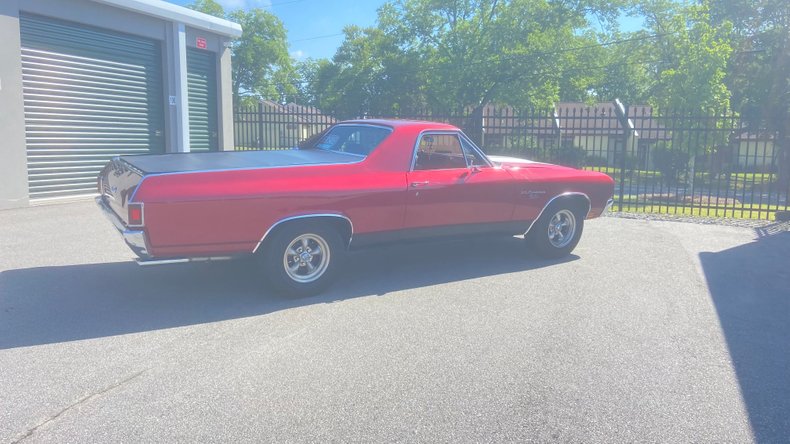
[234,102,790,220]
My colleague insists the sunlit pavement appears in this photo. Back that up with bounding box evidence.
[1,201,788,442]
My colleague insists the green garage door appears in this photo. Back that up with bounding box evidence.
[187,48,218,152]
[20,14,165,199]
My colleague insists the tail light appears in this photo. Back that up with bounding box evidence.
[128,203,144,227]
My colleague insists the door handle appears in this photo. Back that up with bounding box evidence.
[410,181,429,188]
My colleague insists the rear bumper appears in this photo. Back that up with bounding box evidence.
[96,197,150,258]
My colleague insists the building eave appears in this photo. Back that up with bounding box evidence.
[89,0,242,38]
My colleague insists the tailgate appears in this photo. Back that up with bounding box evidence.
[97,158,144,225]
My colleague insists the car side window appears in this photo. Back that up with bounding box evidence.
[414,133,468,170]
[311,125,391,156]
[460,137,488,167]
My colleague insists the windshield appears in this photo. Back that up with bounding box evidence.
[302,125,391,157]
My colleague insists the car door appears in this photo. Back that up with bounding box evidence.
[403,132,515,235]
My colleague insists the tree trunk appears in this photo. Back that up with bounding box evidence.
[467,105,485,148]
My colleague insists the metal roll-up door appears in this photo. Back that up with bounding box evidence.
[20,14,165,200]
[187,48,218,152]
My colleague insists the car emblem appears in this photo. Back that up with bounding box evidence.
[522,190,546,199]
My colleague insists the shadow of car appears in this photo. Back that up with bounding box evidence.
[0,236,577,350]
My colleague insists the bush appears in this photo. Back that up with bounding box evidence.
[585,155,609,168]
[554,141,587,168]
[624,154,639,172]
[652,143,690,185]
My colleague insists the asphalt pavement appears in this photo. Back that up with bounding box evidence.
[1,200,788,443]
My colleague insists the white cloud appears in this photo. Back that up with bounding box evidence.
[290,49,306,60]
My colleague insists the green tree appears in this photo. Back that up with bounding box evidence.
[608,0,734,176]
[637,0,734,112]
[308,0,630,119]
[186,0,225,18]
[710,0,790,186]
[379,0,627,110]
[186,2,296,103]
[290,58,330,106]
[228,9,296,102]
[314,25,425,118]
[590,32,653,105]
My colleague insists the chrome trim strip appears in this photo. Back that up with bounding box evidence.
[523,192,592,236]
[136,258,189,266]
[135,256,235,266]
[458,132,494,168]
[252,213,354,254]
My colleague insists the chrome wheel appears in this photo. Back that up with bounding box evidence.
[283,233,331,283]
[547,209,576,248]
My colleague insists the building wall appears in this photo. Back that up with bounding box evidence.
[0,0,29,209]
[0,0,236,208]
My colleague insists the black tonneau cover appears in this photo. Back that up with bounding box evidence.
[121,149,361,174]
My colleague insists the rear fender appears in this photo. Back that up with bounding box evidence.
[253,214,354,253]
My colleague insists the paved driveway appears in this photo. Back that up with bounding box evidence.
[1,201,788,443]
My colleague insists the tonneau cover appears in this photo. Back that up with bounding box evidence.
[121,149,360,174]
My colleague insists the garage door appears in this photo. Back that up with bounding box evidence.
[20,14,165,200]
[187,48,219,152]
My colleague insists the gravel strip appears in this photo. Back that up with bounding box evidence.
[604,211,790,231]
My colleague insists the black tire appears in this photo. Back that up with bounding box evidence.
[257,221,346,297]
[526,203,585,259]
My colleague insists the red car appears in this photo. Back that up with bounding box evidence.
[97,119,614,296]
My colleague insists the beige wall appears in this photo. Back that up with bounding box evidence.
[737,140,775,170]
[0,0,30,209]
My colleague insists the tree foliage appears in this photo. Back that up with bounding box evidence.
[186,0,224,18]
[709,0,790,184]
[228,9,296,102]
[302,0,631,116]
[187,0,295,104]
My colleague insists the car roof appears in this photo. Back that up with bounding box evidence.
[338,119,461,131]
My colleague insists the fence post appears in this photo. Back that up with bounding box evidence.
[614,99,632,211]
[257,102,264,149]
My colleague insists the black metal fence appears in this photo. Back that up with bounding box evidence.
[234,102,790,220]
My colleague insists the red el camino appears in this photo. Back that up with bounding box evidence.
[97,119,614,296]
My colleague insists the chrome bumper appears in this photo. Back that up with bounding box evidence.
[95,197,150,258]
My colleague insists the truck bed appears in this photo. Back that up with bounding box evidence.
[99,148,361,225]
[122,149,361,174]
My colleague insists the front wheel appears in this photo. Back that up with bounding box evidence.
[526,205,585,259]
[258,222,345,297]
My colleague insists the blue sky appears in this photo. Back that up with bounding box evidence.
[168,0,644,61]
[169,0,384,60]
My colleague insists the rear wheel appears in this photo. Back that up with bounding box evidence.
[526,204,585,258]
[258,222,346,297]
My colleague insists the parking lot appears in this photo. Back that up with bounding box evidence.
[1,201,788,443]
